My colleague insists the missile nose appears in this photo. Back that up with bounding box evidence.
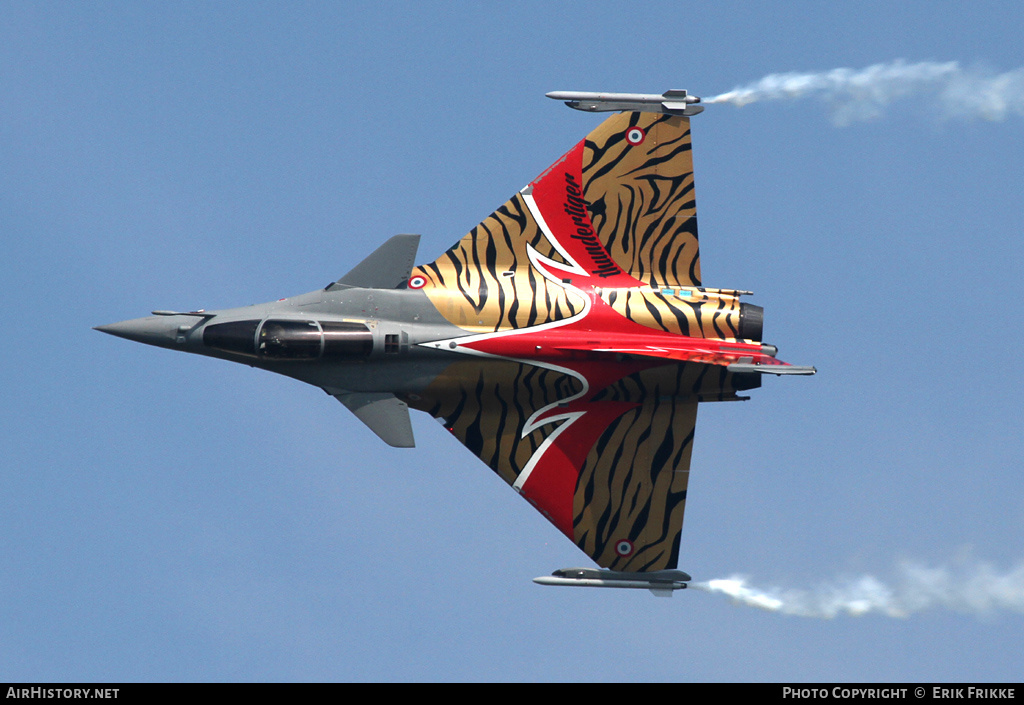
[94,315,204,349]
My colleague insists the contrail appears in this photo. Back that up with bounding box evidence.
[690,560,1024,618]
[704,60,1024,125]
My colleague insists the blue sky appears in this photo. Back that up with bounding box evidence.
[3,1,1023,682]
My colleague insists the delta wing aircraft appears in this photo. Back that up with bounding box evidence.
[97,91,814,596]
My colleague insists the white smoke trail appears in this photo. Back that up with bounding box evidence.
[704,60,1024,125]
[690,560,1024,618]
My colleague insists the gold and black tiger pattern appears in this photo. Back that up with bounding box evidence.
[574,397,696,572]
[402,359,583,486]
[572,362,754,571]
[599,287,748,340]
[592,361,761,405]
[412,193,586,332]
[403,359,758,570]
[583,112,701,288]
[403,111,762,570]
[412,112,710,338]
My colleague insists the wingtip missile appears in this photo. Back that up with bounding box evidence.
[533,567,691,596]
[546,90,704,116]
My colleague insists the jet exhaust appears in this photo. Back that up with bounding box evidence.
[690,559,1024,618]
[704,60,1024,125]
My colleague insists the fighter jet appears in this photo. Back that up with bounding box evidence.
[97,91,814,596]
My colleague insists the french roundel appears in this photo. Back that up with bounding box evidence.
[408,275,427,289]
[625,127,645,145]
[615,539,634,557]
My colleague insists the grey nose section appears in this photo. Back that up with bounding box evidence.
[94,315,203,349]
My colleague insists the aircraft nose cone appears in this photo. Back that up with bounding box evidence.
[94,315,203,349]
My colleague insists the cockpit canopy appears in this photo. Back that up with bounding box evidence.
[203,319,373,360]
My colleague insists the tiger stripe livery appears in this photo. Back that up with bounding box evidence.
[405,359,584,487]
[400,108,796,573]
[599,287,745,340]
[403,357,760,572]
[583,112,701,287]
[574,362,756,571]
[100,97,815,585]
[413,193,586,333]
[575,398,695,572]
[411,111,754,344]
